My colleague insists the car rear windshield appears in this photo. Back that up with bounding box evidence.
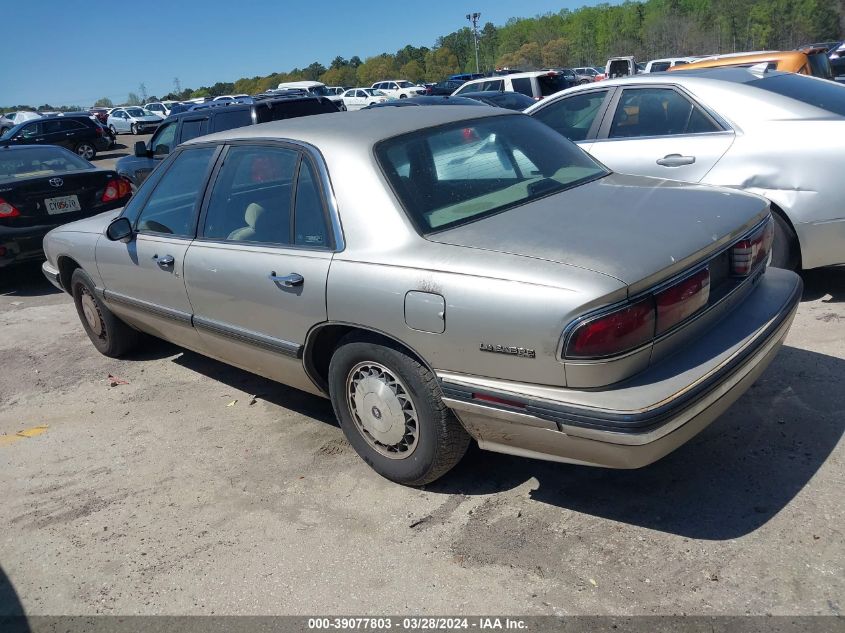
[806,53,834,79]
[751,73,845,117]
[376,115,608,233]
[538,73,569,96]
[0,147,94,182]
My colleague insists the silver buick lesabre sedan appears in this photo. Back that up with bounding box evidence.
[42,107,802,485]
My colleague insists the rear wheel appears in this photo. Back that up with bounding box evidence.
[109,124,117,136]
[770,211,800,270]
[328,336,470,486]
[75,142,96,160]
[71,268,139,358]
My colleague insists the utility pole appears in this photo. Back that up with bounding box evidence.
[139,83,147,103]
[466,12,481,74]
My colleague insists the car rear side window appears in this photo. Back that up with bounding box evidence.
[136,147,216,237]
[376,115,607,233]
[293,159,329,248]
[202,145,299,245]
[533,91,608,141]
[751,73,845,116]
[609,88,719,138]
[211,109,252,132]
[511,77,533,97]
[180,119,208,143]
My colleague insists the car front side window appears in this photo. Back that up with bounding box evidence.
[135,147,216,237]
[151,122,177,156]
[533,91,609,142]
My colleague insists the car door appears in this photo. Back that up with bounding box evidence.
[11,121,44,146]
[183,143,336,393]
[530,88,614,152]
[587,85,735,182]
[111,110,126,132]
[96,145,220,350]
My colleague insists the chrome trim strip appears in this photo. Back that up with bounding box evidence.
[102,290,192,324]
[193,315,301,358]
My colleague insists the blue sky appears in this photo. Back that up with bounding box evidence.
[2,0,613,107]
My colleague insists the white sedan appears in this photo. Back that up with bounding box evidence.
[370,80,425,99]
[341,88,390,111]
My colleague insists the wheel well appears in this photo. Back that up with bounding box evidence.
[57,256,80,294]
[303,324,433,394]
[769,203,802,269]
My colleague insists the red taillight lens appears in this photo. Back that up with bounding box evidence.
[731,218,774,275]
[0,197,21,218]
[95,126,103,136]
[566,297,655,358]
[101,178,132,203]
[655,268,710,335]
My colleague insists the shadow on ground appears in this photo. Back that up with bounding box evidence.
[0,262,60,298]
[801,265,845,303]
[429,345,844,540]
[0,566,29,632]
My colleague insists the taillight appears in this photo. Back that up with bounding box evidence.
[566,297,655,358]
[95,126,103,136]
[731,217,774,275]
[655,268,710,335]
[0,197,21,218]
[101,177,132,202]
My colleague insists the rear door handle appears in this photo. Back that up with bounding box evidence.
[269,272,304,287]
[154,254,175,268]
[657,154,696,167]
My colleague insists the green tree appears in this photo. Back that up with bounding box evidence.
[356,54,399,86]
[126,92,141,106]
[423,46,460,81]
[400,60,426,83]
[94,97,113,108]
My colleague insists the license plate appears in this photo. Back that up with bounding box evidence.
[45,195,81,215]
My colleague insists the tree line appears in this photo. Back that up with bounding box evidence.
[6,0,844,110]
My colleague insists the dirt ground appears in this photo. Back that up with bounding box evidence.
[0,262,843,616]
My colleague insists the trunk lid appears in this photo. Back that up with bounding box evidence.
[0,169,122,229]
[429,172,769,295]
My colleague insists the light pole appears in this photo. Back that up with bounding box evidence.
[466,12,481,74]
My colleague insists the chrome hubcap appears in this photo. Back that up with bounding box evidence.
[78,145,94,159]
[346,362,419,459]
[80,289,104,337]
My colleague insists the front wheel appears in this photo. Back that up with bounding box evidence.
[399,94,407,99]
[75,142,96,160]
[71,268,140,358]
[130,123,137,135]
[328,336,470,486]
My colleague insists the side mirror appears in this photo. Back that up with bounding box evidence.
[134,141,148,158]
[106,216,133,242]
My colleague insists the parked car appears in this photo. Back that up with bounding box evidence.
[143,102,173,118]
[277,81,331,97]
[449,73,485,81]
[644,57,698,72]
[42,106,801,485]
[674,50,834,79]
[89,108,110,125]
[116,94,339,187]
[526,67,845,270]
[459,90,537,110]
[427,79,466,96]
[58,112,117,147]
[4,111,41,125]
[452,71,570,100]
[573,67,602,83]
[0,145,131,268]
[371,80,426,99]
[797,41,845,76]
[605,56,640,79]
[0,115,111,160]
[107,107,162,135]
[365,96,484,108]
[0,115,14,134]
[341,88,391,111]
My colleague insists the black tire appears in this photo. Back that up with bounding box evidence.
[770,211,800,270]
[130,123,138,135]
[328,335,470,486]
[399,93,407,99]
[109,124,117,136]
[75,142,96,161]
[71,268,139,358]
[579,79,590,85]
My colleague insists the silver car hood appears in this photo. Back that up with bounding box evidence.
[54,209,121,234]
[429,173,769,295]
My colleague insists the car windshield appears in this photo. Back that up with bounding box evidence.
[308,85,329,96]
[650,62,671,72]
[126,108,146,117]
[484,92,537,110]
[370,90,387,96]
[751,73,845,116]
[376,115,608,233]
[0,147,94,182]
[396,81,415,88]
[538,73,569,96]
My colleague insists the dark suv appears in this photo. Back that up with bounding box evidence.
[116,95,339,187]
[0,116,111,160]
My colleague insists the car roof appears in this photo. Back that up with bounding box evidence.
[186,105,513,148]
[679,50,808,71]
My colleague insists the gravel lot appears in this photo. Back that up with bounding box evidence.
[92,132,154,172]
[0,216,843,614]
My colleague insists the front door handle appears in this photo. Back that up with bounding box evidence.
[269,272,304,287]
[154,254,175,268]
[656,154,696,167]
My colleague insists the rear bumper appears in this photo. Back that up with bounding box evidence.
[0,224,54,268]
[440,268,803,468]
